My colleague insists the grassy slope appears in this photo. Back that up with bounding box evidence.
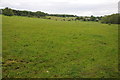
[2,15,118,78]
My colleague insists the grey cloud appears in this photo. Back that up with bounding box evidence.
[1,0,119,16]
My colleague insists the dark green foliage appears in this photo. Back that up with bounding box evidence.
[75,16,102,22]
[2,7,14,16]
[36,11,47,17]
[2,7,48,17]
[12,10,48,17]
[90,15,96,21]
[0,9,2,14]
[48,14,76,17]
[2,7,76,18]
[101,14,120,24]
[76,17,83,20]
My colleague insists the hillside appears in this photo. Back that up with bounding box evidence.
[2,15,118,78]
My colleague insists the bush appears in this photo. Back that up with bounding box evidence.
[3,7,14,16]
[101,14,120,24]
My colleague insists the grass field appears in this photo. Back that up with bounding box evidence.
[2,15,118,78]
[46,16,76,21]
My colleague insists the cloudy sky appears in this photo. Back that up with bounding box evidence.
[0,0,119,16]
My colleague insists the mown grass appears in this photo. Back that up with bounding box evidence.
[2,15,118,78]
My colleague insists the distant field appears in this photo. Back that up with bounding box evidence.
[46,16,76,21]
[2,15,118,78]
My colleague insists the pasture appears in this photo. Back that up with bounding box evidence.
[2,15,118,78]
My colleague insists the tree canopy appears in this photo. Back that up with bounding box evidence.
[101,14,120,24]
[2,7,14,16]
[1,7,76,18]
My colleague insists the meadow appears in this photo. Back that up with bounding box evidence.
[2,15,118,78]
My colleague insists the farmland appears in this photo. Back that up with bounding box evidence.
[2,15,118,78]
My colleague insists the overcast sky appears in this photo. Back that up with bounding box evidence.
[0,0,119,16]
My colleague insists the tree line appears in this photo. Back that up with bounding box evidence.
[0,7,48,18]
[0,7,76,18]
[75,14,120,24]
[48,14,77,17]
[75,15,102,22]
[0,7,119,24]
[101,14,120,24]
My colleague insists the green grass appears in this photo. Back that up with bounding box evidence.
[46,16,76,21]
[2,15,118,78]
